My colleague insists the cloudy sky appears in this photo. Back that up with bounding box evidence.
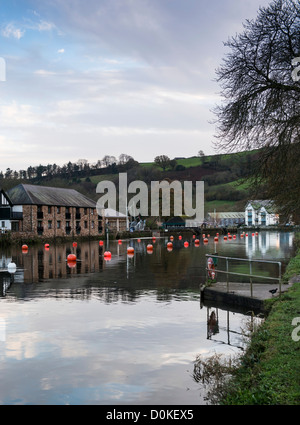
[0,0,271,171]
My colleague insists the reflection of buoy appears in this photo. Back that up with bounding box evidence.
[127,247,134,255]
[7,262,17,274]
[99,240,104,246]
[167,246,173,252]
[67,254,77,262]
[73,242,77,248]
[184,241,189,248]
[67,260,77,268]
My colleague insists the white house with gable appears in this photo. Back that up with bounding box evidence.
[245,200,279,226]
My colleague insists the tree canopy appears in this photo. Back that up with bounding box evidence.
[214,0,300,219]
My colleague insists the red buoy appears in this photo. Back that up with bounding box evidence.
[99,240,104,246]
[67,254,77,262]
[45,243,50,249]
[127,247,134,254]
[167,242,173,248]
[184,241,189,248]
[73,242,77,248]
[203,238,209,243]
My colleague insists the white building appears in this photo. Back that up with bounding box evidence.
[245,200,279,226]
[207,212,245,227]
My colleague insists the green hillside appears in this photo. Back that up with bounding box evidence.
[0,150,261,216]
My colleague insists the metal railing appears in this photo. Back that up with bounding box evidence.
[205,254,282,296]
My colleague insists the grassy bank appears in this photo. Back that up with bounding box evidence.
[218,246,300,405]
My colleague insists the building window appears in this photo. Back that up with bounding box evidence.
[1,221,4,227]
[48,220,52,229]
[84,208,88,215]
[57,220,61,229]
[48,206,52,214]
[91,221,94,229]
[84,221,88,229]
[57,207,61,214]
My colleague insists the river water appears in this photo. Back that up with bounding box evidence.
[0,231,295,405]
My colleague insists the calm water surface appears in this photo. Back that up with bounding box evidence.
[0,231,295,405]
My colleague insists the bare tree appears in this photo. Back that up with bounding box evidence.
[214,0,300,217]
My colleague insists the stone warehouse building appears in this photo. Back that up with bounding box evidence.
[0,184,104,238]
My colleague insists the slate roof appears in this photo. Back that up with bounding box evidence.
[6,184,96,208]
[246,200,277,213]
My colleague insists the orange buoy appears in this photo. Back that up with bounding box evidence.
[99,240,104,246]
[103,251,112,261]
[184,241,189,248]
[214,237,219,242]
[192,234,196,239]
[118,240,122,245]
[167,242,173,248]
[228,235,232,239]
[224,236,228,240]
[252,233,255,236]
[45,243,50,249]
[137,238,141,243]
[195,239,200,244]
[22,244,28,251]
[245,233,248,237]
[127,247,134,254]
[147,244,153,250]
[233,235,236,239]
[67,254,77,262]
[202,234,205,238]
[203,238,209,243]
[170,236,174,241]
[178,235,182,240]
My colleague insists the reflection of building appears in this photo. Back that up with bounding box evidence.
[0,184,104,238]
[245,200,279,226]
[19,242,103,282]
[207,212,245,227]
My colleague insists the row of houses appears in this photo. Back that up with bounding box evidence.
[0,183,282,239]
[0,184,127,238]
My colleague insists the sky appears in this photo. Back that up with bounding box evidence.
[0,0,271,171]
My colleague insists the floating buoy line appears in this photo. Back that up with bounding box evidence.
[17,232,257,265]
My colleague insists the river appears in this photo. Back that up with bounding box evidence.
[0,230,295,405]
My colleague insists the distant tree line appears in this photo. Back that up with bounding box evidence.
[0,154,138,182]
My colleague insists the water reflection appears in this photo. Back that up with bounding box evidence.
[0,231,295,405]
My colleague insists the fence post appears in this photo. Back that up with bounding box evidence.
[226,257,229,292]
[249,259,253,297]
[278,262,282,294]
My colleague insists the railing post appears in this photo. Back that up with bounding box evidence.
[278,262,282,295]
[249,259,253,297]
[226,257,229,293]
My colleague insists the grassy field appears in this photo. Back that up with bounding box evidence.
[218,245,300,405]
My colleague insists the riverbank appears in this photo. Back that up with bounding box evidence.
[218,240,300,405]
